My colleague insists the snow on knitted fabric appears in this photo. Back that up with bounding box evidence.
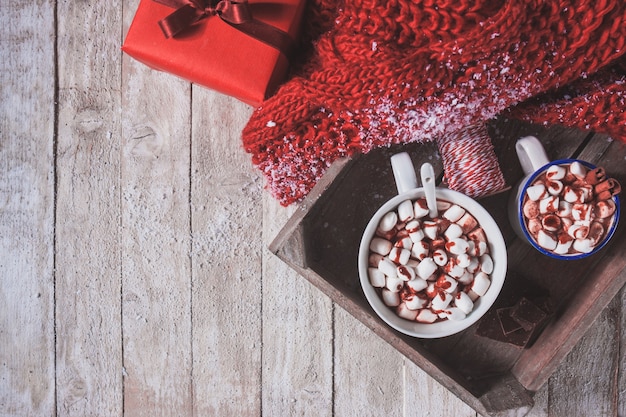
[242,0,626,206]
[507,56,626,136]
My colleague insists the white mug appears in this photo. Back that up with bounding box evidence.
[357,152,507,338]
[508,136,620,259]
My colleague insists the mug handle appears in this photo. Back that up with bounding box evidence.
[391,152,418,194]
[515,136,550,176]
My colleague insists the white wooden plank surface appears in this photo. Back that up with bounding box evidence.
[262,195,334,416]
[1,2,625,417]
[190,89,262,415]
[0,2,56,416]
[55,0,124,415]
[120,34,193,417]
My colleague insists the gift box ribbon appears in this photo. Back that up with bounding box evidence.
[155,0,295,56]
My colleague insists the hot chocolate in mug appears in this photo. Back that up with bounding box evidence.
[508,136,620,260]
[358,152,507,338]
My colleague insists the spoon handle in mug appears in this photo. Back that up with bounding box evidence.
[391,152,418,194]
[421,162,438,218]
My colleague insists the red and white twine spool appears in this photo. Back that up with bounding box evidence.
[437,124,506,198]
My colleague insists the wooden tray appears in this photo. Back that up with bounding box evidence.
[270,118,626,416]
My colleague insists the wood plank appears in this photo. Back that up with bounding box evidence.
[545,295,621,416]
[189,89,265,415]
[262,190,334,415]
[0,1,56,415]
[404,360,478,417]
[618,285,626,417]
[120,2,192,414]
[54,1,124,415]
[334,307,405,416]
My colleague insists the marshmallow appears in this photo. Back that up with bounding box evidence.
[398,200,414,222]
[406,221,425,243]
[413,199,430,218]
[407,278,428,292]
[573,238,595,253]
[546,180,564,196]
[457,269,474,285]
[389,247,411,265]
[416,257,438,280]
[379,211,398,232]
[563,185,585,203]
[588,221,605,245]
[457,212,478,234]
[368,267,386,287]
[466,257,480,274]
[369,253,384,267]
[470,272,491,296]
[539,196,559,214]
[436,274,458,294]
[526,183,547,201]
[444,223,463,240]
[467,227,487,243]
[415,309,438,323]
[523,200,540,219]
[569,161,587,178]
[445,238,470,255]
[396,265,415,281]
[431,291,453,310]
[396,303,419,320]
[370,237,392,256]
[467,290,481,302]
[430,237,446,251]
[381,289,400,307]
[553,236,573,255]
[546,164,566,180]
[410,240,429,260]
[595,199,616,219]
[536,229,558,251]
[444,259,465,278]
[541,214,562,232]
[443,307,467,321]
[385,275,405,292]
[404,295,428,310]
[480,253,494,274]
[567,223,589,240]
[394,236,413,250]
[437,200,452,211]
[423,221,438,240]
[456,253,471,268]
[378,257,398,278]
[572,203,592,223]
[526,218,542,236]
[425,282,437,298]
[557,200,572,217]
[454,292,474,314]
[432,248,448,266]
[443,205,466,222]
[474,240,488,257]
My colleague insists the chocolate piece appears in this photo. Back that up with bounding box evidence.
[497,307,523,335]
[510,297,548,331]
[476,309,535,347]
[475,274,554,348]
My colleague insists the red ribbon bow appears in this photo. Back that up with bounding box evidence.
[154,0,295,56]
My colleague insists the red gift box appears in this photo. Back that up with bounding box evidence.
[122,0,305,106]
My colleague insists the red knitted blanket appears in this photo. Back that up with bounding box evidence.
[242,0,626,206]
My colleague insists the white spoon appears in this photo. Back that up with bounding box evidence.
[420,162,438,218]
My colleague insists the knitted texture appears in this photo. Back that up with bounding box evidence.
[242,0,626,206]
